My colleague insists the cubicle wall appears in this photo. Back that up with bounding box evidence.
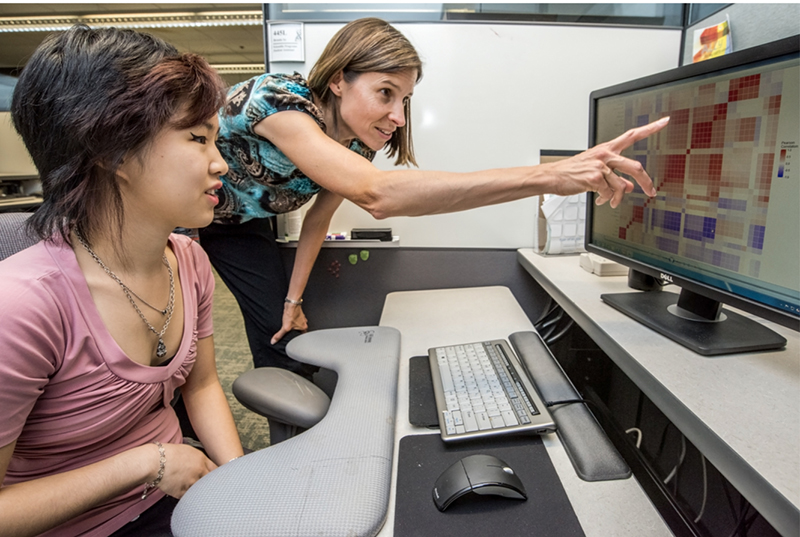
[0,111,36,175]
[270,22,682,248]
[279,246,552,332]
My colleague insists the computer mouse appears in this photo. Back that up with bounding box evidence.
[432,453,527,512]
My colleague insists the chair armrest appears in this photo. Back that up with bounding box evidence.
[172,326,401,537]
[232,367,330,429]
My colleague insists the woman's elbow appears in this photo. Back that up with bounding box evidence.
[351,185,394,220]
[364,203,392,220]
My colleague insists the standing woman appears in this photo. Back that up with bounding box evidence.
[0,26,243,537]
[203,17,668,376]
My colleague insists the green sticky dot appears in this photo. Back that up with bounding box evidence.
[348,254,358,265]
[360,250,370,261]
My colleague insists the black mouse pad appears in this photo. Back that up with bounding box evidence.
[408,355,439,427]
[394,433,585,537]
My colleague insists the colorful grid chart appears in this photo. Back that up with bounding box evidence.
[616,71,785,279]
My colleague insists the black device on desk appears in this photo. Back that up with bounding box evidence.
[432,453,527,511]
[586,35,800,355]
[350,227,393,241]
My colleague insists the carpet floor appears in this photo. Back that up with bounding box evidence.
[210,269,272,452]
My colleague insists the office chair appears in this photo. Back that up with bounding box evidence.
[0,211,36,261]
[232,365,332,444]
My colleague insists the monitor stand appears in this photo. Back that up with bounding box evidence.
[601,288,787,356]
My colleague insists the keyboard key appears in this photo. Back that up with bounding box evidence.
[442,411,456,435]
[501,410,519,427]
[463,409,479,432]
[476,411,492,431]
[452,410,464,426]
[439,364,454,392]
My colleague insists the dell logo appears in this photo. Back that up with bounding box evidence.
[660,273,673,283]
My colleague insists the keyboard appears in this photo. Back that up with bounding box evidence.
[428,339,556,442]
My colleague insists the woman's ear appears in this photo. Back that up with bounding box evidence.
[108,152,137,184]
[108,160,134,187]
[328,70,345,97]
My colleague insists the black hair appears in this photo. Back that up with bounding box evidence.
[11,25,226,243]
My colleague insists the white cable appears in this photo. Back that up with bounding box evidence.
[694,454,708,523]
[625,427,642,448]
[664,434,686,484]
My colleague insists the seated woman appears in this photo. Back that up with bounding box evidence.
[0,26,244,537]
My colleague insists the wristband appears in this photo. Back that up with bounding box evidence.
[142,441,166,500]
[284,297,303,306]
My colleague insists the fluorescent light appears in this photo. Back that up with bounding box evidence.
[0,11,263,33]
[212,64,266,74]
[321,9,440,13]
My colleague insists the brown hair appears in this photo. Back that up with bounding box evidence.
[308,18,422,166]
[11,25,227,244]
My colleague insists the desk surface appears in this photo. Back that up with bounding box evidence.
[379,286,671,536]
[517,249,800,537]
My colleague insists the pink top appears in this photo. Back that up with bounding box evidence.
[0,233,214,536]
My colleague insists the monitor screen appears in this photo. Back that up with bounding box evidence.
[586,35,800,355]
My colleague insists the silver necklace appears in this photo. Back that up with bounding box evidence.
[76,232,175,358]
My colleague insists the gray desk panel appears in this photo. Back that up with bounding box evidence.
[378,286,671,537]
[517,249,800,537]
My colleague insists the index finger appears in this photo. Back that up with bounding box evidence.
[271,328,288,345]
[608,116,670,153]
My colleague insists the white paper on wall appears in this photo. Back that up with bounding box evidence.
[534,194,587,255]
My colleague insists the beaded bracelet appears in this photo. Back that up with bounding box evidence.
[142,441,166,500]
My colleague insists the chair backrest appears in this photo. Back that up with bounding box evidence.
[0,212,37,261]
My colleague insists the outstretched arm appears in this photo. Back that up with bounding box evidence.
[255,113,669,219]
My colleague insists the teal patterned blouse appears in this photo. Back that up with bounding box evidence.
[214,73,375,224]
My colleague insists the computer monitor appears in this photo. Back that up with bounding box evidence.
[585,35,800,356]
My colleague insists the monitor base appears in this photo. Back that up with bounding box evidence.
[601,291,787,356]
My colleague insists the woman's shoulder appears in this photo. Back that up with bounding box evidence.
[223,72,323,132]
[0,239,63,284]
[0,240,72,327]
[225,72,310,116]
[255,72,311,98]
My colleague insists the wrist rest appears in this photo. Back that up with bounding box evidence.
[509,331,631,482]
[172,326,401,537]
[408,355,438,428]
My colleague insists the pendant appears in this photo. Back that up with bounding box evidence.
[156,338,167,358]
